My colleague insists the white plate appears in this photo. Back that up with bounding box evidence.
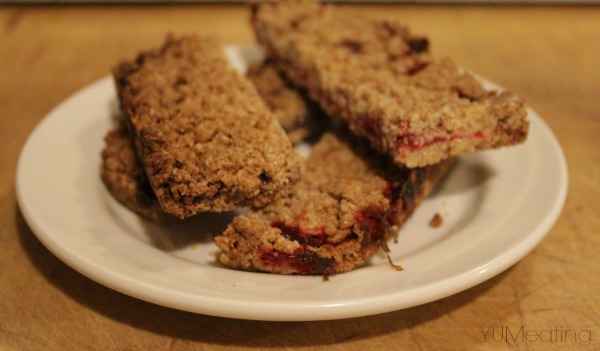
[16,45,568,321]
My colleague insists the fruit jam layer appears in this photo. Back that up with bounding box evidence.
[397,130,490,152]
[259,247,336,275]
[257,170,426,274]
[260,206,389,274]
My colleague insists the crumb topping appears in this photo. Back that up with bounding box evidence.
[114,35,301,217]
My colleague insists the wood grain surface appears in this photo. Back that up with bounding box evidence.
[1,3,599,350]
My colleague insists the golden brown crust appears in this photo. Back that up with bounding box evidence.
[252,0,529,168]
[113,34,301,218]
[215,131,454,275]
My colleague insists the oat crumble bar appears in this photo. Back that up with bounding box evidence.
[215,131,453,275]
[102,56,319,221]
[113,35,301,218]
[252,0,529,167]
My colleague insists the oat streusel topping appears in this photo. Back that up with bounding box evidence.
[113,35,301,218]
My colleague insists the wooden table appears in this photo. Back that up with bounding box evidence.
[1,3,599,350]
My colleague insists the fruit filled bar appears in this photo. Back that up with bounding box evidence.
[252,0,529,168]
[215,131,454,275]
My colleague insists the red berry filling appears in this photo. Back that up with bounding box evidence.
[271,221,327,246]
[397,130,490,153]
[258,173,423,274]
[259,247,335,275]
[354,205,388,245]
